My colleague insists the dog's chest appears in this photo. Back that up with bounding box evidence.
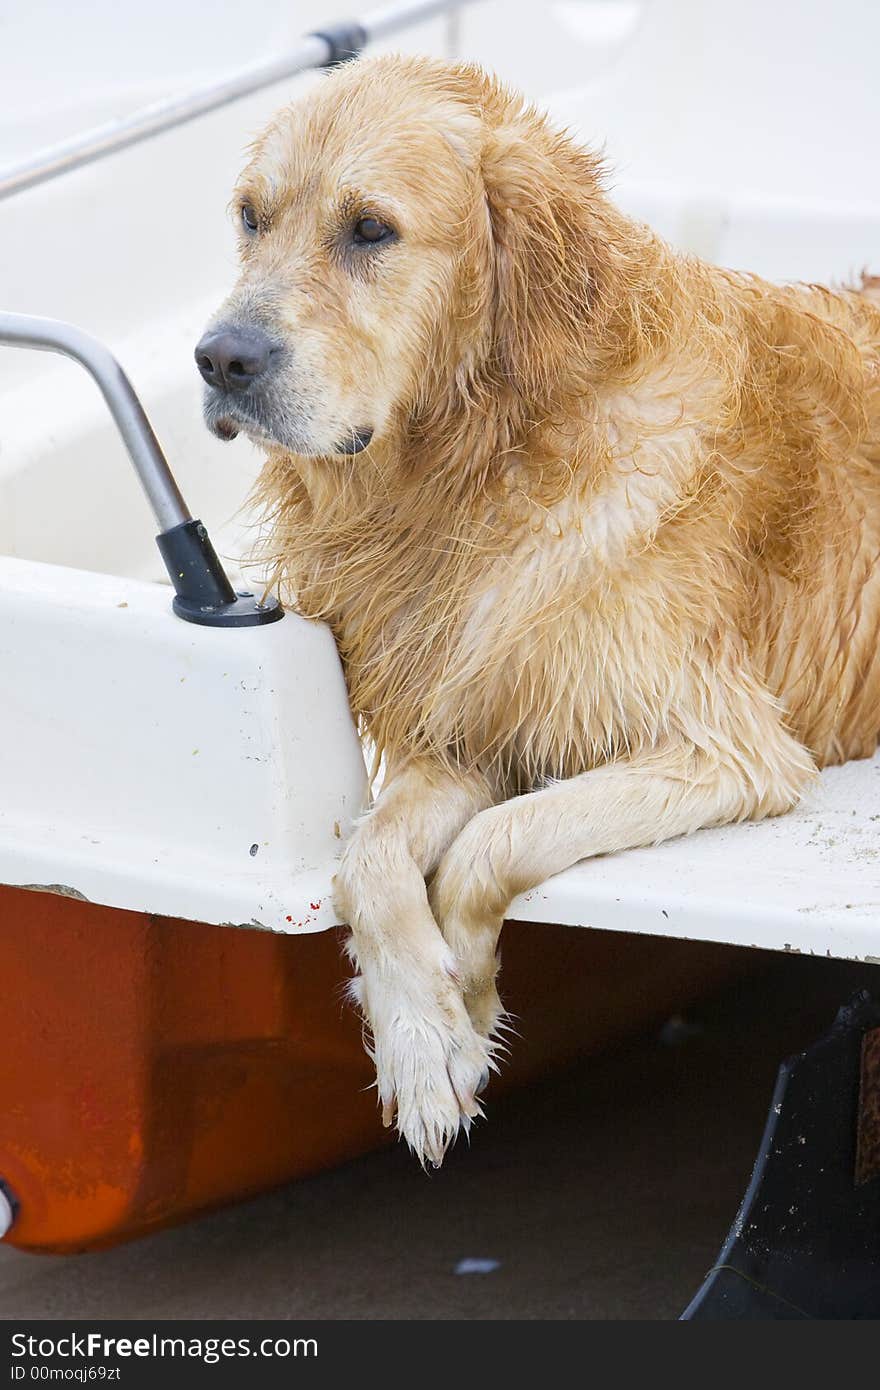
[421,485,692,776]
[334,366,708,772]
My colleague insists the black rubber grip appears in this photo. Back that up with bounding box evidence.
[309,22,368,67]
[0,1177,19,1226]
[155,518,284,628]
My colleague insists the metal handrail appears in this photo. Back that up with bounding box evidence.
[0,313,188,532]
[0,1,482,202]
[0,313,283,628]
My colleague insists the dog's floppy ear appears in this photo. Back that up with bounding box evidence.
[481,122,605,401]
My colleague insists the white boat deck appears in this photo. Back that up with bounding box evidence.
[510,756,880,964]
[0,557,877,968]
[1,1,879,971]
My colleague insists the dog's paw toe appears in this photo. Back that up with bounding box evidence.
[475,1065,492,1096]
[375,1004,497,1168]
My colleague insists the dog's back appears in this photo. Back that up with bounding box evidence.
[730,274,880,765]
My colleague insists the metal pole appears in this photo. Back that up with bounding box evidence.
[0,312,283,626]
[364,0,476,40]
[0,1,481,202]
[0,313,190,533]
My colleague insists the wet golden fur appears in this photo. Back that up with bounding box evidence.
[207,56,880,1163]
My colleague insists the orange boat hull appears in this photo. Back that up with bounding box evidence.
[0,884,739,1252]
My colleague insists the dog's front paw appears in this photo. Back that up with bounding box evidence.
[355,961,498,1167]
[430,813,510,1043]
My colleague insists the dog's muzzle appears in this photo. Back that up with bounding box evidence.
[195,323,285,443]
[194,325,278,395]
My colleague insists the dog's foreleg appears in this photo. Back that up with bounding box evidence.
[431,726,815,1043]
[333,760,495,1165]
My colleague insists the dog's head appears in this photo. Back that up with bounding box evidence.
[196,56,606,458]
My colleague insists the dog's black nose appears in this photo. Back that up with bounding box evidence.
[194,327,274,393]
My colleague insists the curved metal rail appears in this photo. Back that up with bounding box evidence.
[0,1,482,201]
[0,312,189,533]
[0,312,281,628]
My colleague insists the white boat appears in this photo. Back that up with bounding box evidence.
[0,0,877,1252]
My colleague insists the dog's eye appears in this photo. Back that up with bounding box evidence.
[353,216,394,246]
[241,204,259,234]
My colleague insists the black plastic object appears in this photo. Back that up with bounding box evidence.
[156,519,283,628]
[0,1177,19,1229]
[310,21,368,66]
[682,990,880,1320]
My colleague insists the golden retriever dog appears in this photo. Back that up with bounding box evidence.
[196,55,880,1166]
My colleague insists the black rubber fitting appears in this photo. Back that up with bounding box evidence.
[310,22,368,67]
[0,1177,19,1230]
[156,519,283,628]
